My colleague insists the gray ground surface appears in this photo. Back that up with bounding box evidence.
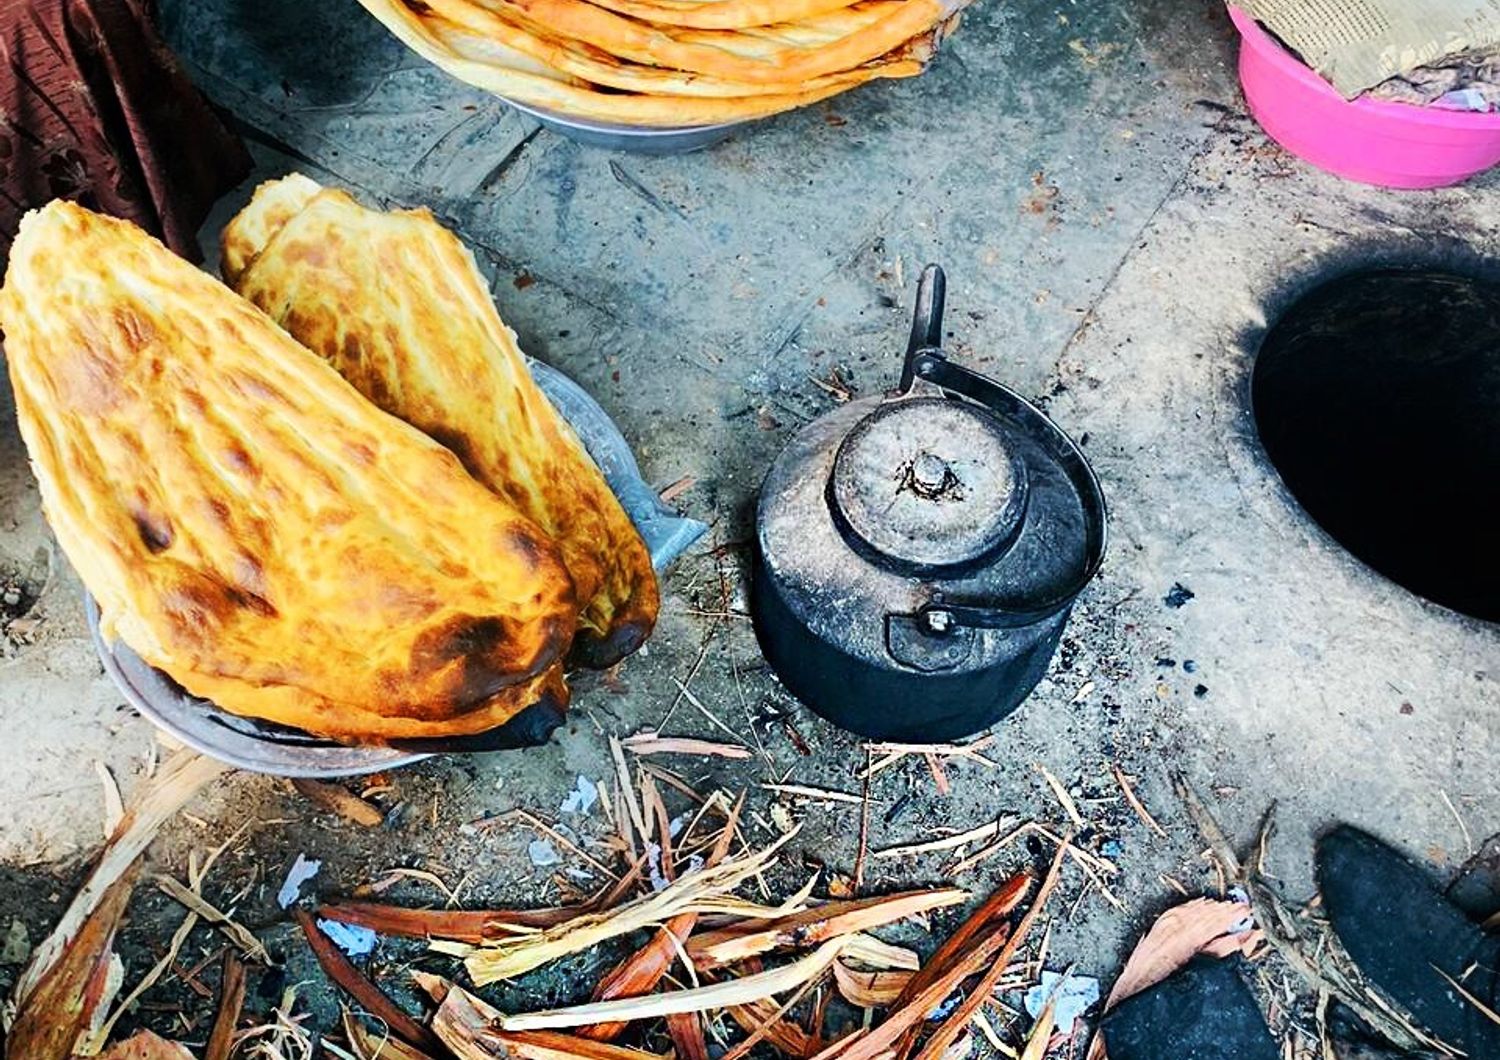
[1,0,1497,1051]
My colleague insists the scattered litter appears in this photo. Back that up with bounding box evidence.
[316,919,377,958]
[875,817,1017,861]
[95,760,125,839]
[659,475,697,503]
[623,730,752,759]
[560,775,600,816]
[528,839,562,867]
[278,854,322,909]
[769,801,797,834]
[1023,970,1100,1034]
[1112,764,1168,839]
[1035,763,1085,829]
[646,841,670,891]
[1163,582,1195,608]
[762,782,866,805]
[863,736,997,779]
[292,777,385,828]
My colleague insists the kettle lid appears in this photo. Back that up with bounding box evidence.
[830,395,1029,571]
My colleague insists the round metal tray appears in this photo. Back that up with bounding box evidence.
[90,360,707,777]
[500,97,747,154]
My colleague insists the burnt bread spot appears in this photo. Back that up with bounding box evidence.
[441,615,511,661]
[568,618,649,669]
[131,506,174,553]
[410,610,573,714]
[222,444,258,479]
[226,584,278,618]
[425,424,479,476]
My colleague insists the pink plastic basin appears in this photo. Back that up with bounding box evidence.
[1230,5,1500,188]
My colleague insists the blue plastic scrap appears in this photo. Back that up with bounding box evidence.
[317,918,378,957]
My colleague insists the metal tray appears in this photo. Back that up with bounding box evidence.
[501,97,746,155]
[89,360,706,778]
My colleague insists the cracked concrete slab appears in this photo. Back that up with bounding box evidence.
[1,0,1497,1043]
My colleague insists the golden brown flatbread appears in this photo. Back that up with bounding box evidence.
[225,177,658,667]
[1,201,579,742]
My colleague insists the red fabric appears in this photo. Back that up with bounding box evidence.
[0,0,251,267]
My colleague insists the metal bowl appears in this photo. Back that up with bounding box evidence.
[89,360,707,777]
[500,97,747,154]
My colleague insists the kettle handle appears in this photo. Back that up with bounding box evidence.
[898,263,947,392]
[887,264,1109,637]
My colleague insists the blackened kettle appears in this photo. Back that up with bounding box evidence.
[751,264,1107,741]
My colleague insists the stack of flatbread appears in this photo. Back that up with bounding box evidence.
[356,0,971,127]
[0,178,657,745]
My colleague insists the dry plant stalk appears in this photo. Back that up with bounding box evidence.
[5,869,135,1060]
[13,750,229,1007]
[155,874,270,963]
[716,970,828,1060]
[666,1012,711,1060]
[580,795,744,1041]
[500,937,850,1030]
[911,846,1068,1060]
[292,777,386,827]
[465,832,792,984]
[292,908,442,1054]
[725,997,823,1056]
[1111,765,1167,839]
[205,952,247,1060]
[432,980,669,1060]
[319,900,579,942]
[686,888,967,970]
[831,907,1022,1060]
[838,934,920,970]
[622,731,752,759]
[832,961,912,1007]
[873,818,1016,861]
[577,912,697,1041]
[343,1010,441,1060]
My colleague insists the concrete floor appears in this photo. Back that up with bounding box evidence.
[2,0,1498,1044]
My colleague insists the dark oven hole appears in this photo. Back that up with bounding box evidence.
[1251,269,1499,623]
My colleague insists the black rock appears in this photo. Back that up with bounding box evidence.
[1318,825,1500,1057]
[1102,956,1279,1060]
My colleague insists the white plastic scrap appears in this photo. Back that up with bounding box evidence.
[645,842,669,892]
[317,918,377,957]
[560,775,599,816]
[277,853,322,909]
[1023,970,1101,1034]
